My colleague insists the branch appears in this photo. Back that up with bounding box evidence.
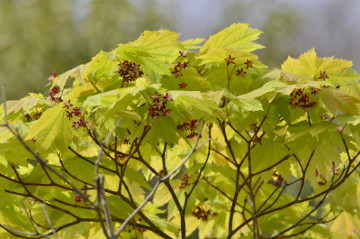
[271,193,331,238]
[68,146,117,174]
[277,211,341,238]
[114,119,210,237]
[41,203,59,239]
[181,123,212,237]
[20,199,45,238]
[93,117,122,239]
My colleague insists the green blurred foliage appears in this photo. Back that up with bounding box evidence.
[0,0,173,99]
[0,0,300,100]
[259,8,300,67]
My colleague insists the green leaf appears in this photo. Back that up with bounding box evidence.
[107,195,134,219]
[160,67,214,91]
[83,88,134,108]
[251,139,289,173]
[124,167,152,190]
[82,51,117,80]
[145,117,179,145]
[285,121,337,143]
[312,133,341,175]
[117,44,171,76]
[233,94,263,112]
[229,78,287,112]
[53,64,82,89]
[25,104,73,150]
[200,23,264,54]
[283,48,324,76]
[330,211,360,237]
[4,94,49,114]
[170,91,219,120]
[182,38,205,49]
[282,48,360,86]
[132,29,184,61]
[197,48,264,67]
[0,139,33,166]
[116,29,185,78]
[319,88,360,116]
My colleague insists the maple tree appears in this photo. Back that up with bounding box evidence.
[1,23,360,239]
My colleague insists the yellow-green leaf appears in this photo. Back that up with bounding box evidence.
[200,23,264,54]
[25,104,73,150]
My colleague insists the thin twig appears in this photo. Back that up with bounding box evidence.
[41,203,59,239]
[100,175,114,239]
[20,199,43,237]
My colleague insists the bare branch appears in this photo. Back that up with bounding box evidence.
[20,199,43,238]
[114,119,210,237]
[41,203,59,239]
[100,175,114,238]
[93,117,122,239]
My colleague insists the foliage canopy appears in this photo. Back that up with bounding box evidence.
[1,23,360,238]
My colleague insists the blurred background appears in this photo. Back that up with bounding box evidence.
[0,0,359,100]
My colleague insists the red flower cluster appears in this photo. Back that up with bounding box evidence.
[62,100,87,130]
[318,71,329,81]
[177,119,198,139]
[24,108,45,122]
[192,205,217,221]
[148,92,173,119]
[179,50,188,58]
[179,174,190,190]
[24,113,32,121]
[74,187,90,203]
[225,55,236,66]
[48,85,62,103]
[269,172,283,187]
[171,60,189,89]
[47,72,56,83]
[236,68,246,77]
[244,59,253,69]
[289,87,320,110]
[315,169,327,186]
[118,60,144,85]
[75,193,83,202]
[24,113,42,121]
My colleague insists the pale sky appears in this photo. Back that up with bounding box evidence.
[167,0,360,70]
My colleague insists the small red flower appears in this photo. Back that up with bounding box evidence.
[75,193,82,202]
[319,71,329,81]
[66,110,73,120]
[163,92,173,102]
[72,107,81,116]
[48,72,56,83]
[244,60,253,69]
[179,82,187,89]
[63,100,73,109]
[51,86,60,94]
[72,121,80,130]
[179,51,188,57]
[236,68,246,76]
[24,113,32,121]
[33,112,42,120]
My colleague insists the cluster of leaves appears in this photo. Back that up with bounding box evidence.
[1,23,360,239]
